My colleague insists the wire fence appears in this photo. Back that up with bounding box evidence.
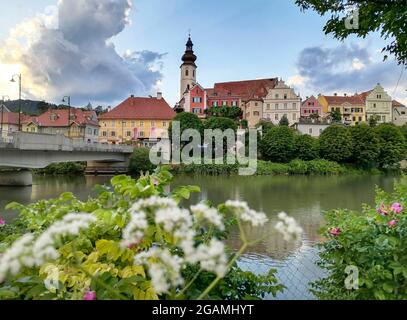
[238,242,326,300]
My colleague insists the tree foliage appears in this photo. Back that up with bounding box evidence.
[374,123,406,168]
[295,0,407,65]
[260,126,295,163]
[204,117,238,132]
[294,134,319,161]
[319,125,352,163]
[279,115,289,126]
[349,124,380,168]
[205,106,243,120]
[129,147,156,175]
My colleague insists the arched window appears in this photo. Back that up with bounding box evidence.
[187,84,190,90]
[186,69,189,76]
[193,70,195,77]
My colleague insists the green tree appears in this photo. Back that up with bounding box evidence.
[129,147,156,174]
[279,115,289,126]
[259,126,295,163]
[399,123,407,148]
[295,0,407,65]
[204,117,238,132]
[294,134,319,161]
[349,123,380,168]
[256,120,274,135]
[368,115,379,127]
[206,106,243,121]
[319,125,352,163]
[329,109,342,122]
[169,112,203,139]
[374,123,406,168]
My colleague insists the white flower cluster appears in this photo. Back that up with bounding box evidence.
[225,200,268,227]
[121,210,148,248]
[190,239,228,277]
[134,247,184,294]
[190,203,225,231]
[274,212,303,241]
[0,213,96,282]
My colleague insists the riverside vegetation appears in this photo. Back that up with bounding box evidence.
[0,167,306,300]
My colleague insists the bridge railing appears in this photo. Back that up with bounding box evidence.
[3,132,133,153]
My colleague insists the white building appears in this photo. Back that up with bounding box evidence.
[295,119,331,137]
[263,79,301,126]
[392,100,407,126]
[358,84,392,124]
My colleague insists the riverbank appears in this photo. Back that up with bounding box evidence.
[168,159,386,176]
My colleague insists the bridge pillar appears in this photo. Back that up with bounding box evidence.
[0,169,33,186]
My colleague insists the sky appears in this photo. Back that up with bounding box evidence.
[0,0,406,108]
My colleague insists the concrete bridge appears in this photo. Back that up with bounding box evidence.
[0,132,133,186]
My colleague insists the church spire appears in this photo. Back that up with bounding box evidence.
[182,34,197,66]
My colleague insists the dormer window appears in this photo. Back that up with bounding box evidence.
[50,113,58,121]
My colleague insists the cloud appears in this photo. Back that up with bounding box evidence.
[290,43,407,105]
[0,0,166,105]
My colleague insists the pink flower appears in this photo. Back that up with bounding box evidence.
[84,291,97,300]
[377,203,388,216]
[388,220,398,228]
[0,218,5,226]
[390,203,403,214]
[329,227,341,236]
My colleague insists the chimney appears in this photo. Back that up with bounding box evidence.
[157,92,163,100]
[130,94,134,98]
[334,93,337,96]
[344,93,347,97]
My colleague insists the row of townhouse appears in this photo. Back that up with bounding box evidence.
[177,36,407,132]
[1,93,176,146]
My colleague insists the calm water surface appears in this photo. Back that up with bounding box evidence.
[0,174,399,299]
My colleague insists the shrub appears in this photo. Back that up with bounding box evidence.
[129,147,156,175]
[168,112,203,140]
[349,124,380,168]
[313,178,407,300]
[34,162,86,175]
[204,117,238,132]
[319,125,352,163]
[259,126,295,163]
[293,134,319,161]
[255,161,290,175]
[278,115,289,126]
[374,124,406,169]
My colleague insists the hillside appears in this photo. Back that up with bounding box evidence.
[2,100,57,115]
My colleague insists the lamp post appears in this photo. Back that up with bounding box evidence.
[62,96,71,138]
[10,74,22,131]
[1,95,10,138]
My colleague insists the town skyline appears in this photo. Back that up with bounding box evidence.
[0,0,406,108]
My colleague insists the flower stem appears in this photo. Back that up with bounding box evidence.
[176,269,203,299]
[197,242,248,300]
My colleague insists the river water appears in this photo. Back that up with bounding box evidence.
[0,174,399,299]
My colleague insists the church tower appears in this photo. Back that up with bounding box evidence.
[180,35,197,99]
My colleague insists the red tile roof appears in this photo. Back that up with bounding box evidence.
[1,112,20,125]
[392,100,405,108]
[323,95,365,105]
[99,96,175,120]
[206,78,278,101]
[355,90,372,102]
[23,108,99,127]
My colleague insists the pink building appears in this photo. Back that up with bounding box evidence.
[301,96,323,118]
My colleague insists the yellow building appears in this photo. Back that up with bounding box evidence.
[99,93,175,146]
[318,94,366,125]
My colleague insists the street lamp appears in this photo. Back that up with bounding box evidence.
[10,74,22,131]
[1,95,10,138]
[62,96,71,137]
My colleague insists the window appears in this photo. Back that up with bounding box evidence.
[358,117,362,121]
[275,114,279,120]
[111,131,116,137]
[293,113,296,120]
[373,103,376,108]
[192,108,201,114]
[102,131,107,137]
[139,131,145,138]
[254,102,258,107]
[266,104,270,110]
[352,116,356,121]
[275,94,279,99]
[193,70,195,77]
[275,103,279,110]
[87,128,92,134]
[151,121,156,127]
[253,111,260,116]
[126,131,132,137]
[331,107,334,112]
[222,101,227,106]
[111,121,115,127]
[213,101,218,107]
[293,103,297,109]
[131,121,135,127]
[162,121,167,127]
[94,129,98,136]
[122,122,127,127]
[309,128,312,134]
[192,97,202,103]
[232,101,238,107]
[377,94,382,99]
[140,121,144,127]
[185,69,189,76]
[284,94,287,100]
[284,103,288,109]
